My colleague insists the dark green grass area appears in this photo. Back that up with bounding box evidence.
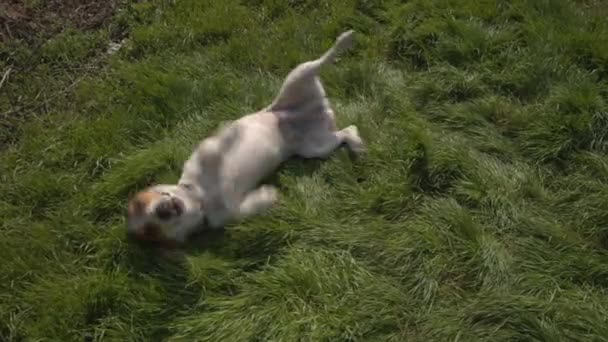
[2,0,608,340]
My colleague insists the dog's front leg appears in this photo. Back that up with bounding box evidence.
[236,185,279,219]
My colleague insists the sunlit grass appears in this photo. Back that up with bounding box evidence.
[2,0,608,340]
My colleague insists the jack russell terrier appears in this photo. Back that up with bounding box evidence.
[126,30,365,247]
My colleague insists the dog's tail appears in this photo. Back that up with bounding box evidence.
[266,30,355,112]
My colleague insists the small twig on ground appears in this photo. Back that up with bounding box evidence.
[0,67,13,91]
[4,22,13,40]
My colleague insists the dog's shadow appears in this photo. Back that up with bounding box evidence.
[119,240,200,339]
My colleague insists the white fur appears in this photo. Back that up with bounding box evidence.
[127,30,365,245]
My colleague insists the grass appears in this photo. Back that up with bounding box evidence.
[2,0,608,340]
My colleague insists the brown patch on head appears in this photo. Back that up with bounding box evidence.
[128,191,162,218]
[125,190,181,249]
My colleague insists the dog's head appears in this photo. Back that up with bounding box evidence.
[126,184,206,247]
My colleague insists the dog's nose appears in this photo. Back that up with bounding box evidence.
[171,197,184,216]
[155,201,173,220]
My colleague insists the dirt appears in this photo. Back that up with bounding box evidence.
[0,0,119,43]
[0,0,127,149]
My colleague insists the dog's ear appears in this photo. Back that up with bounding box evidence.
[126,196,145,231]
[128,191,162,216]
[128,196,146,216]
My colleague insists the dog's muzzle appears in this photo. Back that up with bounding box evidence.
[155,197,184,220]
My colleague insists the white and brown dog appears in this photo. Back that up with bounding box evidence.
[126,30,365,247]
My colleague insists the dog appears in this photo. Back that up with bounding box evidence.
[126,30,365,247]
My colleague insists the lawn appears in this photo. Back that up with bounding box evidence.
[1,0,608,340]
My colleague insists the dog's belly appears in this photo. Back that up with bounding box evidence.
[221,113,288,195]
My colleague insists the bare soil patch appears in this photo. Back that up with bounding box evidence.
[0,0,118,43]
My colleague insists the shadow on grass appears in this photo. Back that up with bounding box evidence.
[116,240,200,339]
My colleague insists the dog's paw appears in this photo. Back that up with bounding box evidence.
[335,30,355,51]
[258,185,279,207]
[343,125,367,158]
[237,185,280,218]
[349,144,367,160]
[343,124,359,136]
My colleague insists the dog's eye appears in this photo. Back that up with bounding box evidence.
[160,192,170,196]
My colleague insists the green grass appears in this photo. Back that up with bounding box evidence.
[2,0,608,340]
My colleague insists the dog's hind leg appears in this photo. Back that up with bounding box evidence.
[296,124,365,160]
[267,30,355,112]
